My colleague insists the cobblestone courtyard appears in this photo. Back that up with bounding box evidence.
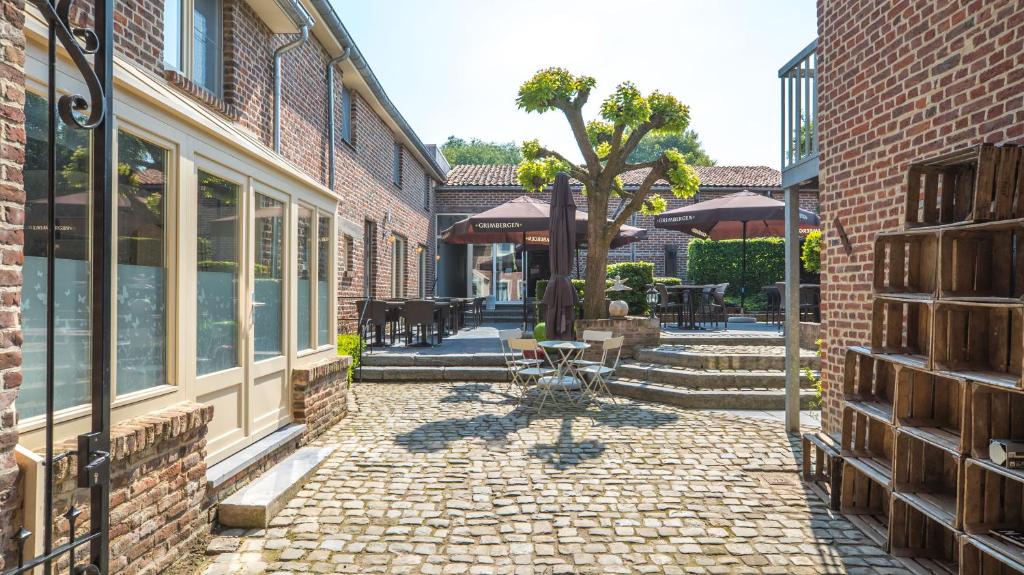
[201,382,910,575]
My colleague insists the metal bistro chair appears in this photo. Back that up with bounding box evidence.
[498,328,544,393]
[569,330,614,373]
[577,335,625,405]
[708,283,729,330]
[403,300,439,346]
[509,338,554,406]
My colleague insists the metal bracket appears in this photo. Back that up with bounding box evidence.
[77,432,110,489]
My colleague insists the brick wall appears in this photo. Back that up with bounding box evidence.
[436,186,816,280]
[817,0,1024,436]
[291,355,352,443]
[0,0,24,570]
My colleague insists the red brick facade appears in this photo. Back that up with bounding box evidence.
[817,0,1024,436]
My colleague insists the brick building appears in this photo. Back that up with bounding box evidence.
[815,0,1024,436]
[0,0,444,571]
[435,164,817,301]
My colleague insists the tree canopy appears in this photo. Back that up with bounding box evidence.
[440,136,522,165]
[628,130,714,166]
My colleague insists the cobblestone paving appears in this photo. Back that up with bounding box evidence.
[648,344,819,358]
[201,382,909,575]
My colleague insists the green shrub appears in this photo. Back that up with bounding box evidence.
[653,276,682,286]
[535,278,586,302]
[687,238,784,302]
[802,230,823,273]
[533,323,546,340]
[336,334,365,384]
[606,261,655,315]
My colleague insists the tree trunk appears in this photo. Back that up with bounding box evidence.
[582,188,610,319]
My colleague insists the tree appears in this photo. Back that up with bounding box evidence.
[441,136,522,165]
[516,68,701,319]
[628,130,714,166]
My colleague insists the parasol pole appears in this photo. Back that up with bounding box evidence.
[522,231,528,331]
[741,220,748,314]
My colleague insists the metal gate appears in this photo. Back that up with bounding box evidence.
[4,0,113,573]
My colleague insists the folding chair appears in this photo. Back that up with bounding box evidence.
[569,330,614,373]
[577,336,625,405]
[508,338,554,405]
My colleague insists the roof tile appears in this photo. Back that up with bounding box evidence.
[442,164,781,189]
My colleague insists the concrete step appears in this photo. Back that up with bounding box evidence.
[358,365,508,382]
[617,361,816,390]
[636,345,819,371]
[607,378,818,410]
[361,352,506,367]
[218,446,335,528]
[658,333,784,346]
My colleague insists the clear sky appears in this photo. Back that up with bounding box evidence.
[330,0,817,168]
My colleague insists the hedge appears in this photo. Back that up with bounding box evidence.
[653,276,682,286]
[607,262,655,315]
[686,237,785,301]
[802,230,822,272]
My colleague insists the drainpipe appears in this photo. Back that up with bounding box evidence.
[327,47,352,191]
[274,24,310,153]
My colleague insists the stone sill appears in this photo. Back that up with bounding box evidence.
[206,423,307,491]
[163,67,240,120]
[293,354,352,383]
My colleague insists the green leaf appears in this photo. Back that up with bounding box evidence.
[516,156,567,192]
[664,149,700,199]
[600,82,651,128]
[640,193,667,216]
[517,67,596,113]
[647,91,690,133]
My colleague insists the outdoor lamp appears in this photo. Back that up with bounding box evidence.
[645,285,659,319]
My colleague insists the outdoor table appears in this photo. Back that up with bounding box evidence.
[667,285,712,329]
[537,340,590,392]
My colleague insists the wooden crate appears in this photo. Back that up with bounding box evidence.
[890,494,961,574]
[844,346,898,423]
[840,461,891,547]
[842,405,895,486]
[939,220,1024,302]
[962,459,1024,569]
[905,144,1024,227]
[871,296,933,369]
[895,367,970,455]
[893,429,964,529]
[962,534,1024,575]
[970,383,1024,461]
[874,230,939,298]
[802,432,844,511]
[933,302,1024,389]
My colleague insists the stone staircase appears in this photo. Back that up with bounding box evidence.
[358,331,820,410]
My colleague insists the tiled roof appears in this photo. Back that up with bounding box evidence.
[441,164,781,189]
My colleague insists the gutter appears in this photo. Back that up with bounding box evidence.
[307,0,448,181]
[273,23,310,153]
[326,47,352,191]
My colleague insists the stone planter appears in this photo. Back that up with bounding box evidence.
[573,316,660,360]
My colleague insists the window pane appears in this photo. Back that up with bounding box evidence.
[197,172,238,375]
[21,93,92,419]
[117,131,168,394]
[317,215,330,346]
[254,194,285,360]
[163,0,182,68]
[297,206,313,351]
[193,0,221,94]
[392,236,406,298]
[340,88,351,143]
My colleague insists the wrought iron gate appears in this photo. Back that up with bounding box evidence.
[5,0,113,573]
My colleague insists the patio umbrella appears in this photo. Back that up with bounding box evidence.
[654,191,820,311]
[544,173,577,340]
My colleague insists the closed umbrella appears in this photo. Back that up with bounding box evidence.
[544,173,577,340]
[654,191,820,312]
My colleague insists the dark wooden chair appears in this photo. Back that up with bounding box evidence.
[403,300,438,346]
[654,283,681,323]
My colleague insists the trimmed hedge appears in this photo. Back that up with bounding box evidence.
[654,276,682,286]
[687,237,784,301]
[802,230,822,272]
[607,261,655,315]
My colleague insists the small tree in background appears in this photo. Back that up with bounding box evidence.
[441,136,522,165]
[516,68,701,319]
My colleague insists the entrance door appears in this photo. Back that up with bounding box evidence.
[494,243,523,302]
[249,190,290,439]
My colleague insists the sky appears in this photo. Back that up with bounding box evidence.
[330,0,817,168]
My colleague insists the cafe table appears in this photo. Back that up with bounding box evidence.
[537,340,590,393]
[666,284,713,330]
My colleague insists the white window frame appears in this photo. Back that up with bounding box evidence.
[165,0,224,96]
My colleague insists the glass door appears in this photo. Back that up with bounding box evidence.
[494,243,523,302]
[470,244,492,298]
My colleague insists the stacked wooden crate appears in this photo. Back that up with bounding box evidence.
[826,143,1024,574]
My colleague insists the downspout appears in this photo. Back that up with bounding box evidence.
[327,47,352,191]
[273,24,310,153]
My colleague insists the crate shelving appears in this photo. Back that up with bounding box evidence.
[844,346,898,423]
[962,459,1024,571]
[932,301,1024,389]
[895,367,970,454]
[961,534,1024,575]
[802,433,844,511]
[842,404,895,487]
[841,461,892,547]
[890,493,961,574]
[874,229,939,299]
[939,220,1024,303]
[970,383,1024,464]
[893,429,964,529]
[871,296,934,369]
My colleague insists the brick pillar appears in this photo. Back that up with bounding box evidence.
[0,0,25,569]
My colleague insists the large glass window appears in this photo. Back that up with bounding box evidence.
[116,132,168,394]
[197,171,239,375]
[193,0,222,94]
[21,92,92,419]
[297,206,313,351]
[317,215,331,347]
[254,194,285,360]
[471,245,492,298]
[163,0,182,69]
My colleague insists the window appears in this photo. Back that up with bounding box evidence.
[196,171,239,376]
[341,88,353,144]
[392,143,402,186]
[391,234,406,298]
[297,206,314,351]
[423,175,431,210]
[21,92,92,419]
[254,194,285,361]
[339,234,354,275]
[117,131,170,394]
[418,245,427,298]
[317,215,331,346]
[665,245,678,277]
[164,0,223,95]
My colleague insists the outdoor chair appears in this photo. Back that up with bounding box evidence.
[708,283,729,330]
[471,297,486,327]
[763,285,782,326]
[498,328,544,392]
[654,283,681,323]
[775,282,818,330]
[508,338,554,406]
[569,330,614,372]
[360,300,392,347]
[402,300,438,346]
[577,335,624,405]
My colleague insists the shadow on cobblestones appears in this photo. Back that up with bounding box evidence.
[439,382,519,405]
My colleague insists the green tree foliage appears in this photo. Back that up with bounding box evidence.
[687,238,785,302]
[802,230,822,273]
[516,68,701,318]
[440,136,522,165]
[606,262,655,315]
[628,131,714,166]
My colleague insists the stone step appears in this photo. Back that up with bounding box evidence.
[607,378,818,410]
[636,345,819,371]
[358,365,508,382]
[658,333,784,346]
[217,446,335,528]
[616,361,816,390]
[361,352,506,367]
